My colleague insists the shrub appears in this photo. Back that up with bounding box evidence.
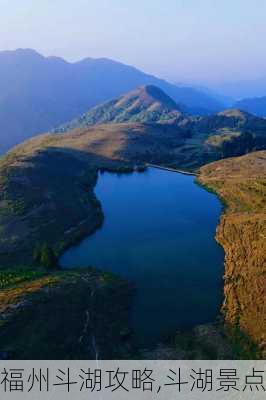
[33,242,58,269]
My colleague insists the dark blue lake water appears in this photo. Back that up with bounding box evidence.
[60,167,224,346]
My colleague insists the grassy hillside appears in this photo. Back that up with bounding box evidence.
[0,267,134,359]
[55,88,266,167]
[55,85,184,131]
[0,123,190,265]
[199,151,266,357]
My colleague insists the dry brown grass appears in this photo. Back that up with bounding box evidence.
[0,276,58,314]
[199,151,266,356]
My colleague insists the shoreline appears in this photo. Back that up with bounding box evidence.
[199,152,266,358]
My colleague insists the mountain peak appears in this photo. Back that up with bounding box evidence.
[55,85,184,132]
[126,85,180,111]
[0,48,44,63]
[14,48,42,56]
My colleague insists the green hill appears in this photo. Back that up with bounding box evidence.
[55,87,266,166]
[55,85,184,132]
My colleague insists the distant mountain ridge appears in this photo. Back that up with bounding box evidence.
[187,108,266,132]
[0,48,225,153]
[234,96,266,117]
[214,78,266,99]
[55,85,184,132]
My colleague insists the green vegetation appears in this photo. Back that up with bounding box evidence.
[55,87,266,168]
[206,131,255,158]
[33,243,58,269]
[226,325,260,360]
[55,86,183,132]
[0,268,45,290]
[172,323,233,360]
[0,268,134,359]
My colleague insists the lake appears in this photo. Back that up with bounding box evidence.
[60,167,224,346]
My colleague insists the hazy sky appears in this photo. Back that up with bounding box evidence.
[1,0,266,85]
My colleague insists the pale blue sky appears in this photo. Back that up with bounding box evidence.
[0,0,266,85]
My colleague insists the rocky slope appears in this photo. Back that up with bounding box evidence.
[199,151,266,357]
